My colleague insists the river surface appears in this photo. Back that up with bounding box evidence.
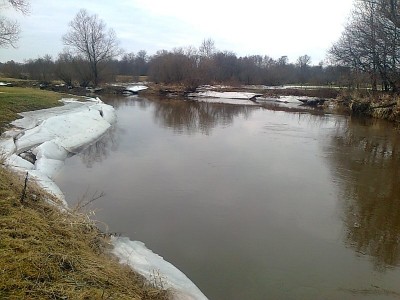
[55,96,400,300]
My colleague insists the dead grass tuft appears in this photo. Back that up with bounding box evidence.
[0,166,169,299]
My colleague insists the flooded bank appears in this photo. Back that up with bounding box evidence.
[55,96,400,300]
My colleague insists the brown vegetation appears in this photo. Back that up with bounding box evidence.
[329,0,400,92]
[0,166,169,300]
[337,90,400,122]
[0,86,168,299]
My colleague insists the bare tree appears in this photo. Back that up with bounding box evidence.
[296,54,312,84]
[55,51,74,86]
[24,54,54,82]
[329,0,400,91]
[198,38,217,83]
[62,9,122,86]
[199,38,216,59]
[0,0,29,48]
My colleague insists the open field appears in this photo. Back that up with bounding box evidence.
[0,86,62,133]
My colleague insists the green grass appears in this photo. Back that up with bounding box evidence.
[0,87,63,133]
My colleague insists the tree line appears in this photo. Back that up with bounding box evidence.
[329,0,400,92]
[2,2,400,91]
[0,48,354,88]
[0,39,351,88]
[0,7,351,88]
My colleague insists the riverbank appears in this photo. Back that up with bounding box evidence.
[0,87,168,299]
[0,166,168,299]
[141,83,400,123]
[5,78,399,123]
[0,85,209,300]
[338,90,400,123]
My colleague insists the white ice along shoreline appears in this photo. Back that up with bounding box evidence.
[187,90,317,106]
[0,97,116,205]
[0,97,208,300]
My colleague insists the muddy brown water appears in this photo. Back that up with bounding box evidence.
[55,96,400,300]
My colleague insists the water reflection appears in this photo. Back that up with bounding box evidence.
[327,117,400,269]
[78,125,119,168]
[56,96,400,299]
[102,95,258,135]
[152,100,256,135]
[103,95,152,110]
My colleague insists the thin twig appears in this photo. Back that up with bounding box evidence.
[79,191,105,210]
[20,172,29,203]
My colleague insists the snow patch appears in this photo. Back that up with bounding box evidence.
[0,137,16,156]
[32,141,69,161]
[126,85,148,92]
[188,91,262,106]
[1,98,116,204]
[189,91,260,100]
[6,154,35,171]
[112,237,208,300]
[194,97,258,106]
[27,170,67,205]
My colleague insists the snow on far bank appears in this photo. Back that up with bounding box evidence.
[189,86,326,108]
[125,85,148,92]
[112,237,208,300]
[188,91,261,106]
[0,97,116,204]
[193,97,259,106]
[189,91,260,100]
[244,84,341,90]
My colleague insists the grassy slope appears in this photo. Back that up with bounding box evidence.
[0,86,62,133]
[0,86,168,299]
[0,167,168,300]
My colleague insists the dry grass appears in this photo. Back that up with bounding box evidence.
[113,75,148,83]
[261,87,341,99]
[0,165,169,300]
[0,84,169,299]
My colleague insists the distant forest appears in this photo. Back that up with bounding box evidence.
[0,45,353,89]
[2,0,400,92]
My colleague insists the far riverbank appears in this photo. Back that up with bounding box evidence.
[41,80,400,124]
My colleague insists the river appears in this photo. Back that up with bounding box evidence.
[54,96,400,300]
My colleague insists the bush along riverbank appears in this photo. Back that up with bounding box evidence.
[337,90,400,123]
[0,86,169,299]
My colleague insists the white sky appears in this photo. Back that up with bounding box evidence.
[0,0,354,64]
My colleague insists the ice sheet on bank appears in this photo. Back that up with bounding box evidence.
[6,153,34,171]
[111,237,208,300]
[1,97,209,300]
[193,97,258,106]
[189,91,260,100]
[0,137,17,155]
[257,95,314,104]
[12,99,92,129]
[245,84,341,90]
[125,85,148,92]
[15,106,113,154]
[0,98,116,204]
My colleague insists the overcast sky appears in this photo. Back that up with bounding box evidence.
[1,0,354,64]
